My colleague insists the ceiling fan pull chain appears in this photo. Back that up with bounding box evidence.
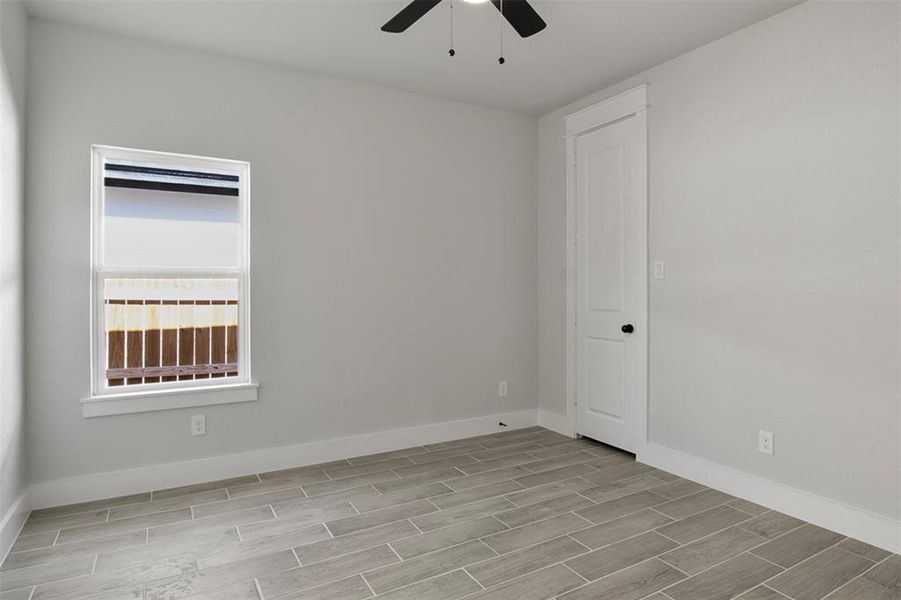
[498,0,505,64]
[449,0,456,57]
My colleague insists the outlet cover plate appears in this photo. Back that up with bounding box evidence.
[191,414,206,436]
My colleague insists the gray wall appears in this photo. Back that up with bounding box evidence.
[26,20,538,485]
[538,0,900,519]
[0,0,28,546]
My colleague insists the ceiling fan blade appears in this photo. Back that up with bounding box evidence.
[491,0,546,38]
[381,0,443,33]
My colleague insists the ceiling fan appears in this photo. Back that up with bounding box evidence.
[382,0,547,39]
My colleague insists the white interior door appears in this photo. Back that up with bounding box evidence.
[575,114,645,453]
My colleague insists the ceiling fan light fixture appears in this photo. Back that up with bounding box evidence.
[381,0,546,38]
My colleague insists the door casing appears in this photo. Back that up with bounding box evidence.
[564,85,649,451]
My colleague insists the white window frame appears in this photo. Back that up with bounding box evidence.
[83,145,257,417]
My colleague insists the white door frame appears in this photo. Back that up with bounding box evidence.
[564,84,649,451]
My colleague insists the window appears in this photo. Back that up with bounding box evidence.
[86,146,255,417]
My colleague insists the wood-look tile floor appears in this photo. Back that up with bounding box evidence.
[2,427,899,600]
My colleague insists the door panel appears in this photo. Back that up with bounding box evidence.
[587,337,625,420]
[576,115,642,452]
[587,144,624,313]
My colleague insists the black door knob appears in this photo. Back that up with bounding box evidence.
[621,324,634,334]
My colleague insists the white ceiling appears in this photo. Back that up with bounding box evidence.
[25,0,800,114]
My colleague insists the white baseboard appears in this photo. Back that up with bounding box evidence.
[639,442,901,554]
[0,490,31,564]
[536,408,572,437]
[30,409,538,509]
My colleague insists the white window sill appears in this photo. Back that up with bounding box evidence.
[82,382,259,417]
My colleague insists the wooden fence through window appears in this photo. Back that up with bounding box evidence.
[106,299,238,386]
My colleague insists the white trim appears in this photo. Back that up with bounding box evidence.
[0,490,31,565]
[536,409,572,438]
[81,382,259,417]
[564,131,578,439]
[89,145,253,407]
[565,84,650,450]
[639,443,901,554]
[565,85,648,137]
[30,409,538,509]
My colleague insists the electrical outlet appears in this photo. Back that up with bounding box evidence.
[498,381,508,397]
[191,414,206,436]
[758,430,774,455]
[654,261,665,279]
